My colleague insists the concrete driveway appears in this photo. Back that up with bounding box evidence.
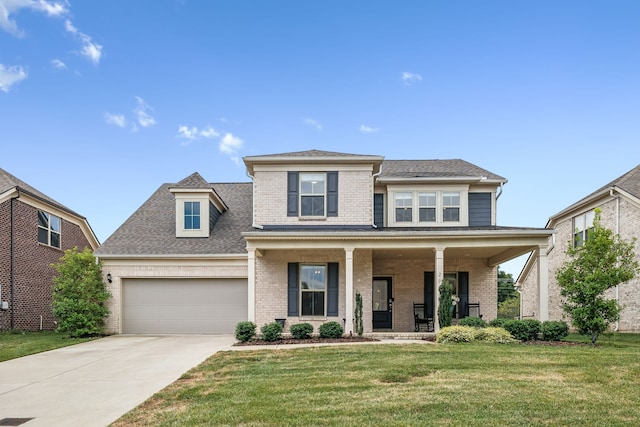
[0,334,235,427]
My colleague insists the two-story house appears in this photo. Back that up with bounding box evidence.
[96,150,552,335]
[518,164,640,332]
[0,168,99,331]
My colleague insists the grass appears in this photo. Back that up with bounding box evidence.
[0,330,93,362]
[112,333,640,426]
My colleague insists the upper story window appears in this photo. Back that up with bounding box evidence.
[300,264,326,316]
[443,192,460,222]
[300,173,326,216]
[184,201,201,230]
[573,210,595,247]
[38,211,61,248]
[419,192,436,222]
[395,192,413,222]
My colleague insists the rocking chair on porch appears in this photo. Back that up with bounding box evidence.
[413,303,434,332]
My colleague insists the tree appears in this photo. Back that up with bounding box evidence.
[556,210,639,345]
[497,268,517,303]
[438,280,454,328]
[52,247,111,338]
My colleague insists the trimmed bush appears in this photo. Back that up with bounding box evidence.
[290,323,314,339]
[436,326,518,344]
[474,327,519,344]
[541,321,569,341]
[235,321,256,342]
[489,318,510,328]
[458,317,487,328]
[319,321,344,338]
[261,322,283,342]
[502,319,541,341]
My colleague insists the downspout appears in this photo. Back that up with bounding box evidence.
[496,182,504,200]
[371,165,382,228]
[246,169,263,229]
[611,189,620,331]
[9,189,20,330]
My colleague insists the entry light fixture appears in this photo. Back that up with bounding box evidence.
[107,273,112,283]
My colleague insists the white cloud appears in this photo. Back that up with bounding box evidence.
[199,126,220,139]
[133,96,156,128]
[304,118,323,130]
[219,133,244,155]
[50,58,66,70]
[64,19,102,65]
[177,125,220,144]
[0,64,28,92]
[359,124,379,133]
[0,0,67,37]
[104,113,126,128]
[401,71,423,85]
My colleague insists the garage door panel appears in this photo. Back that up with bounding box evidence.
[123,279,247,334]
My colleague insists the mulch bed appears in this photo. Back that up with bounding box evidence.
[234,336,379,346]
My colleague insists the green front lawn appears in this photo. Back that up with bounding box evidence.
[112,333,640,426]
[0,331,93,362]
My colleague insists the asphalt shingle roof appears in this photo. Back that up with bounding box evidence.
[380,159,506,181]
[95,181,253,256]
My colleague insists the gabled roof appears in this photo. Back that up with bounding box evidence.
[379,159,506,183]
[172,172,212,189]
[549,164,640,223]
[0,168,82,216]
[245,149,379,158]
[95,180,253,256]
[243,149,384,175]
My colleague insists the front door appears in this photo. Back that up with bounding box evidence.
[372,277,393,329]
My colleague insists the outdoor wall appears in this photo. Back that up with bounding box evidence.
[252,168,373,226]
[101,259,248,334]
[0,199,93,331]
[254,248,374,334]
[373,255,498,332]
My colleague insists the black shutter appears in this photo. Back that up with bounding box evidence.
[468,193,491,226]
[458,272,469,317]
[327,171,338,217]
[424,272,435,317]
[374,193,384,228]
[287,172,299,217]
[327,262,339,316]
[287,263,299,316]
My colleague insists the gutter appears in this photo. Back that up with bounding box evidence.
[371,164,382,228]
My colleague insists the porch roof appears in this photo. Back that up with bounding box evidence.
[243,226,553,266]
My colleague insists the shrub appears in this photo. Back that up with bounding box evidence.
[290,323,314,339]
[261,322,283,342]
[489,318,510,328]
[458,317,487,328]
[502,319,541,341]
[474,327,518,344]
[436,326,476,343]
[319,321,344,338]
[235,321,256,342]
[498,297,520,319]
[541,321,569,341]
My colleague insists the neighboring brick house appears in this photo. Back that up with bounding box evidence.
[518,165,640,332]
[96,150,552,335]
[0,169,99,331]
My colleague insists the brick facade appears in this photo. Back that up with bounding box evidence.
[0,199,93,331]
[521,196,640,331]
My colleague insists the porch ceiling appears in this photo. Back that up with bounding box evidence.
[372,245,537,266]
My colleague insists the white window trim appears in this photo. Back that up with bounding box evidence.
[299,172,327,218]
[573,210,595,247]
[299,263,328,318]
[37,210,61,248]
[387,186,468,227]
[174,194,211,238]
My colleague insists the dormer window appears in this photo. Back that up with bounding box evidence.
[184,201,201,230]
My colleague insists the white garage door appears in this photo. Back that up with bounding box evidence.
[122,278,247,334]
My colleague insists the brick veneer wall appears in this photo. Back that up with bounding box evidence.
[522,196,640,331]
[0,199,93,331]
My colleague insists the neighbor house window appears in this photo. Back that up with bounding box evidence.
[573,210,595,247]
[184,201,201,230]
[300,264,326,316]
[38,211,61,248]
[443,192,460,222]
[419,192,436,222]
[300,173,326,216]
[395,192,413,222]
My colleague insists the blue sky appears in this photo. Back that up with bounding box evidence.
[2,1,639,277]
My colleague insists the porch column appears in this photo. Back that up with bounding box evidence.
[345,247,354,335]
[247,248,256,322]
[434,247,445,332]
[537,246,549,321]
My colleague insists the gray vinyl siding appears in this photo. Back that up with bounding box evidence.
[468,193,491,226]
[374,193,384,228]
